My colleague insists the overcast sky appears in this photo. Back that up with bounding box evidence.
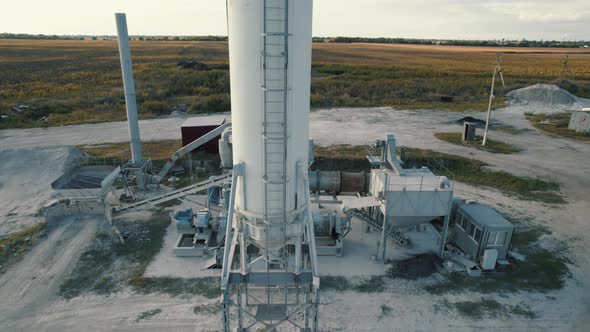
[1,0,589,40]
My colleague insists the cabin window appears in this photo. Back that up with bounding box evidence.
[469,224,482,243]
[488,231,507,246]
[457,215,466,230]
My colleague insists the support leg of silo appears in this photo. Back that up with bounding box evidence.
[379,215,388,261]
[313,287,320,332]
[237,284,244,330]
[222,287,231,332]
[439,213,451,258]
[304,284,310,329]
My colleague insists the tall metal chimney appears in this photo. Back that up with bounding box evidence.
[115,13,142,165]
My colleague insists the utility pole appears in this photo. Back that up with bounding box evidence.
[482,55,505,146]
[560,55,572,80]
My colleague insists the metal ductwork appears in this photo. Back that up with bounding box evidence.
[308,171,371,193]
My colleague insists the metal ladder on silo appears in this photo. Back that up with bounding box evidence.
[261,0,289,232]
[261,0,290,307]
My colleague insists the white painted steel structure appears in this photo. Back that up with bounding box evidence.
[222,1,319,331]
[115,13,142,165]
[229,0,313,252]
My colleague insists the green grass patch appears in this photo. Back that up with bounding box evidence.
[434,132,522,154]
[425,250,569,294]
[492,125,533,135]
[314,144,564,204]
[448,298,536,319]
[0,222,47,275]
[509,223,552,248]
[79,140,182,162]
[402,148,564,204]
[426,218,569,295]
[130,277,221,298]
[7,40,588,129]
[312,144,371,172]
[320,215,568,297]
[58,211,171,298]
[526,112,590,142]
[59,210,220,299]
[320,275,386,293]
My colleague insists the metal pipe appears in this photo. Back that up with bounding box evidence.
[308,171,370,193]
[379,172,390,261]
[482,65,498,146]
[115,13,142,164]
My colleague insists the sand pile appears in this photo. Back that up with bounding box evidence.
[506,84,586,112]
[0,146,82,235]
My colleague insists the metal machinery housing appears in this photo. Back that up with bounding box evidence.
[451,201,514,268]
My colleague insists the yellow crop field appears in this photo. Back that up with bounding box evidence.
[1,39,589,129]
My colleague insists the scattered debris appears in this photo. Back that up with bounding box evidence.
[508,250,526,262]
[135,308,162,322]
[378,304,393,319]
[171,104,188,113]
[440,95,454,102]
[11,105,28,113]
[193,303,220,315]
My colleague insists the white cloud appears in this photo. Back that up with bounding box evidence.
[481,0,590,23]
[0,0,589,40]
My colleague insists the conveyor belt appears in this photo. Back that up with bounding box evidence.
[114,173,231,216]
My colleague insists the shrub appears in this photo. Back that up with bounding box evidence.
[188,94,230,113]
[140,100,169,115]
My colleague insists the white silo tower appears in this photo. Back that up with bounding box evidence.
[221,0,320,331]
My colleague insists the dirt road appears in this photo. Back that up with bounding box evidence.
[0,216,99,331]
[0,105,589,330]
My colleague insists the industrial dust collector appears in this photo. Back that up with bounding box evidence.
[221,0,320,331]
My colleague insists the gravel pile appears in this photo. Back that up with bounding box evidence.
[506,84,587,112]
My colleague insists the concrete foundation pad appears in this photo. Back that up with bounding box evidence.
[143,222,220,278]
[173,234,208,257]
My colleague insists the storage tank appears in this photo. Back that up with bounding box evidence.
[228,0,313,251]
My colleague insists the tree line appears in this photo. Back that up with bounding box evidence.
[1,33,588,48]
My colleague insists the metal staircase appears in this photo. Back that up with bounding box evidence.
[344,208,408,246]
[113,173,231,216]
